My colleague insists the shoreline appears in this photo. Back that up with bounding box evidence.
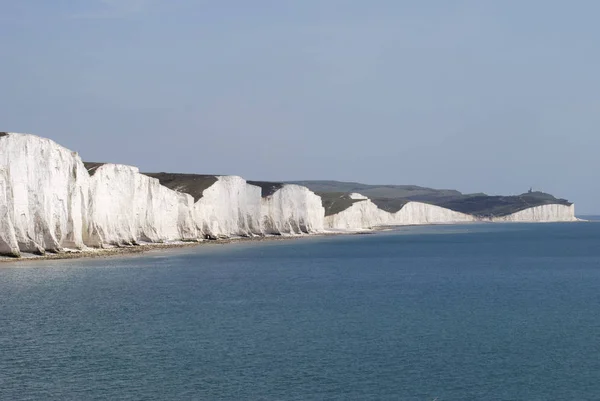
[0,231,370,264]
[0,219,586,264]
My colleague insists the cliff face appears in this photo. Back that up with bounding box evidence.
[87,169,327,243]
[323,194,576,230]
[324,196,475,230]
[261,185,325,234]
[191,176,261,238]
[391,202,476,225]
[0,133,89,256]
[490,204,577,223]
[145,176,325,237]
[0,167,20,256]
[324,198,389,230]
[86,163,197,246]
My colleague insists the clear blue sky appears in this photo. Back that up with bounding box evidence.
[1,1,598,213]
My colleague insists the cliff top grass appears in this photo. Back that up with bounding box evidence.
[247,181,285,198]
[318,193,409,216]
[436,191,572,217]
[142,173,219,202]
[370,198,409,213]
[290,180,462,200]
[83,162,108,176]
[85,163,286,200]
[300,180,571,217]
[318,192,364,216]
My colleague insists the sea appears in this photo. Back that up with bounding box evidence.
[1,221,600,401]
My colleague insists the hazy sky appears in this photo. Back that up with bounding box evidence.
[1,1,598,213]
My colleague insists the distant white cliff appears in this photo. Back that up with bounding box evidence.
[324,198,389,230]
[324,193,577,230]
[324,195,475,230]
[391,202,477,225]
[490,204,577,223]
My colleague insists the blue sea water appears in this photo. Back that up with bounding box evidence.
[1,222,600,401]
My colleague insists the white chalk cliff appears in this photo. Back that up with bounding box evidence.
[324,195,476,230]
[157,176,325,238]
[490,204,577,223]
[192,176,261,238]
[324,198,389,230]
[0,133,330,255]
[192,180,325,237]
[86,163,197,246]
[260,184,325,235]
[0,134,89,256]
[324,194,577,230]
[0,132,580,257]
[391,202,477,225]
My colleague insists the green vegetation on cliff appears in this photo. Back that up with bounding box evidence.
[292,181,571,218]
[142,173,218,202]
